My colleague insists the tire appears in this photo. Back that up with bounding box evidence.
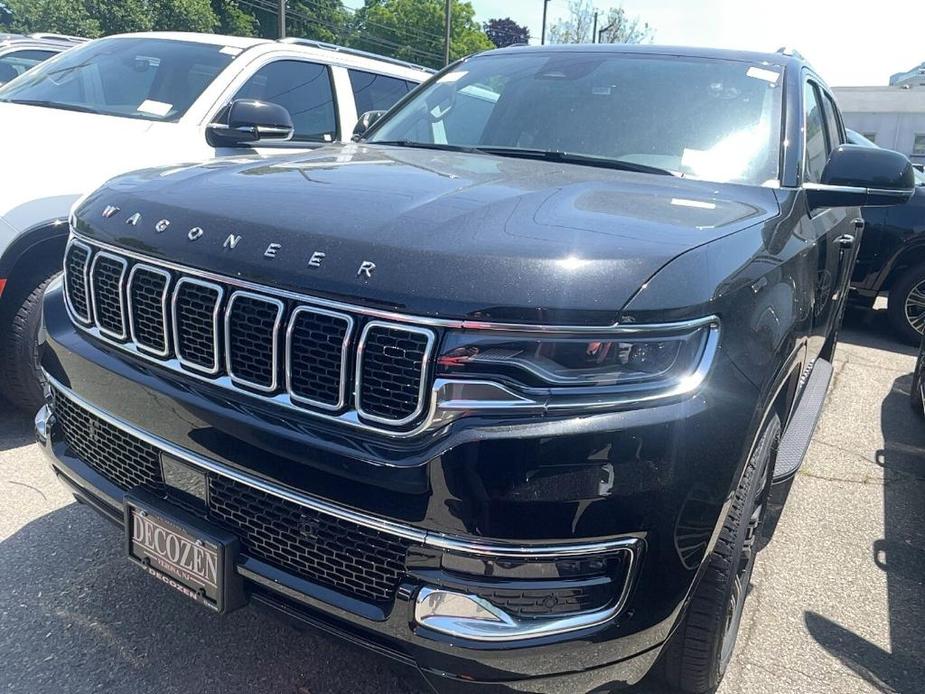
[912,336,925,417]
[887,264,925,345]
[659,414,781,693]
[0,273,57,414]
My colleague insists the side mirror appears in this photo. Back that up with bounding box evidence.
[206,99,294,147]
[352,110,387,139]
[806,144,915,208]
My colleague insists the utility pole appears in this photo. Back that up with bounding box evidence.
[278,0,286,39]
[598,22,612,44]
[592,12,598,43]
[444,0,452,66]
[541,0,551,45]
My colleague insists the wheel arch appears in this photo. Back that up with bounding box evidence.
[879,242,925,292]
[0,218,68,308]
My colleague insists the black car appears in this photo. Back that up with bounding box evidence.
[913,336,925,414]
[847,129,925,343]
[36,46,914,693]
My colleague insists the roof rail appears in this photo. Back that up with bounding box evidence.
[776,46,805,60]
[278,37,434,73]
[28,32,88,43]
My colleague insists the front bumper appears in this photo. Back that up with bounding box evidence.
[38,279,762,691]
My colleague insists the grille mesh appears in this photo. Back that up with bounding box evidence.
[227,294,280,388]
[471,584,609,618]
[174,281,221,370]
[129,267,169,354]
[91,255,126,337]
[64,244,90,321]
[358,326,431,422]
[52,389,164,494]
[208,476,410,603]
[288,309,350,407]
[51,389,412,605]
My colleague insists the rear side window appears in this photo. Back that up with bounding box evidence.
[348,69,413,115]
[803,82,828,183]
[820,92,843,152]
[0,49,57,83]
[234,60,336,142]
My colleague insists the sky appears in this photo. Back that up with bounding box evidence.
[343,0,925,87]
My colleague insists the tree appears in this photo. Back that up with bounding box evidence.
[211,0,258,36]
[483,17,529,48]
[149,0,217,32]
[349,0,493,69]
[4,0,102,37]
[598,6,653,44]
[548,0,653,45]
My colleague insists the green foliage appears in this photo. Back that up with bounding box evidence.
[211,0,257,36]
[349,0,492,69]
[4,0,102,37]
[484,17,529,49]
[288,0,349,43]
[149,0,217,32]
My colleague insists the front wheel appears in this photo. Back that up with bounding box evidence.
[659,414,781,693]
[887,264,925,345]
[0,273,57,414]
[912,336,925,416]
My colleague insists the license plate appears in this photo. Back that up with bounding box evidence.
[124,493,245,613]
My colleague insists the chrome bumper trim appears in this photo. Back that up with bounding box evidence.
[43,373,642,560]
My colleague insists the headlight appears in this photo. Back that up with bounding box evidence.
[435,318,718,404]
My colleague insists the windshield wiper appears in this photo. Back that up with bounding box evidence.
[3,98,102,115]
[473,147,681,177]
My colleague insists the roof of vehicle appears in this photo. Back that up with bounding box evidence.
[95,32,433,77]
[0,32,87,48]
[482,43,806,69]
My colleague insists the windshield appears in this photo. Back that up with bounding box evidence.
[368,51,784,185]
[0,37,235,121]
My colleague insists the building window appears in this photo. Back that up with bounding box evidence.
[862,132,877,144]
[914,135,925,155]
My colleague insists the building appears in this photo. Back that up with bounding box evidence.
[890,63,925,88]
[833,86,925,165]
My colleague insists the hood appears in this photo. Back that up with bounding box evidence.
[0,102,200,229]
[75,144,780,324]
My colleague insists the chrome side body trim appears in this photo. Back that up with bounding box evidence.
[224,290,285,393]
[285,306,355,411]
[89,251,128,340]
[355,321,436,426]
[63,238,92,324]
[45,375,641,560]
[171,277,224,376]
[126,263,172,357]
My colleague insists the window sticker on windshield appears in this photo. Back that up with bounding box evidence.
[220,46,243,56]
[437,71,467,83]
[137,100,172,116]
[746,66,780,84]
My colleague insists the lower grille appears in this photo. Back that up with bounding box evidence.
[51,388,410,605]
[208,476,410,603]
[52,388,164,494]
[472,584,610,618]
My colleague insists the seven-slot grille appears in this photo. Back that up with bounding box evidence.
[63,240,435,430]
[50,387,412,605]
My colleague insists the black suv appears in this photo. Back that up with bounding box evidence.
[37,46,913,693]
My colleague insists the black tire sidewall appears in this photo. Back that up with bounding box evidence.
[0,273,55,413]
[888,265,925,345]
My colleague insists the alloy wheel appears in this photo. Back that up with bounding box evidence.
[903,280,925,335]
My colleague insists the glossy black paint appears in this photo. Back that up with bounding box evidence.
[809,145,915,209]
[205,98,295,147]
[40,45,913,691]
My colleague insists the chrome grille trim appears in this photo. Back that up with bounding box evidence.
[63,238,92,324]
[89,251,128,340]
[224,290,284,393]
[127,263,171,357]
[285,306,354,411]
[172,277,224,375]
[356,321,436,426]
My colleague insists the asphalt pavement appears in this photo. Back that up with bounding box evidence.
[1,305,923,694]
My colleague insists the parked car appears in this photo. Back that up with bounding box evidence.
[36,45,913,693]
[0,31,430,412]
[846,128,925,343]
[0,32,85,85]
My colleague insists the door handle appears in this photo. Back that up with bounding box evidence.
[836,233,856,249]
[852,217,865,231]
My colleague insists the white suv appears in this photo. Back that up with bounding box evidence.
[0,31,431,411]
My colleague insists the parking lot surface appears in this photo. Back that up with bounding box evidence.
[1,307,923,694]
